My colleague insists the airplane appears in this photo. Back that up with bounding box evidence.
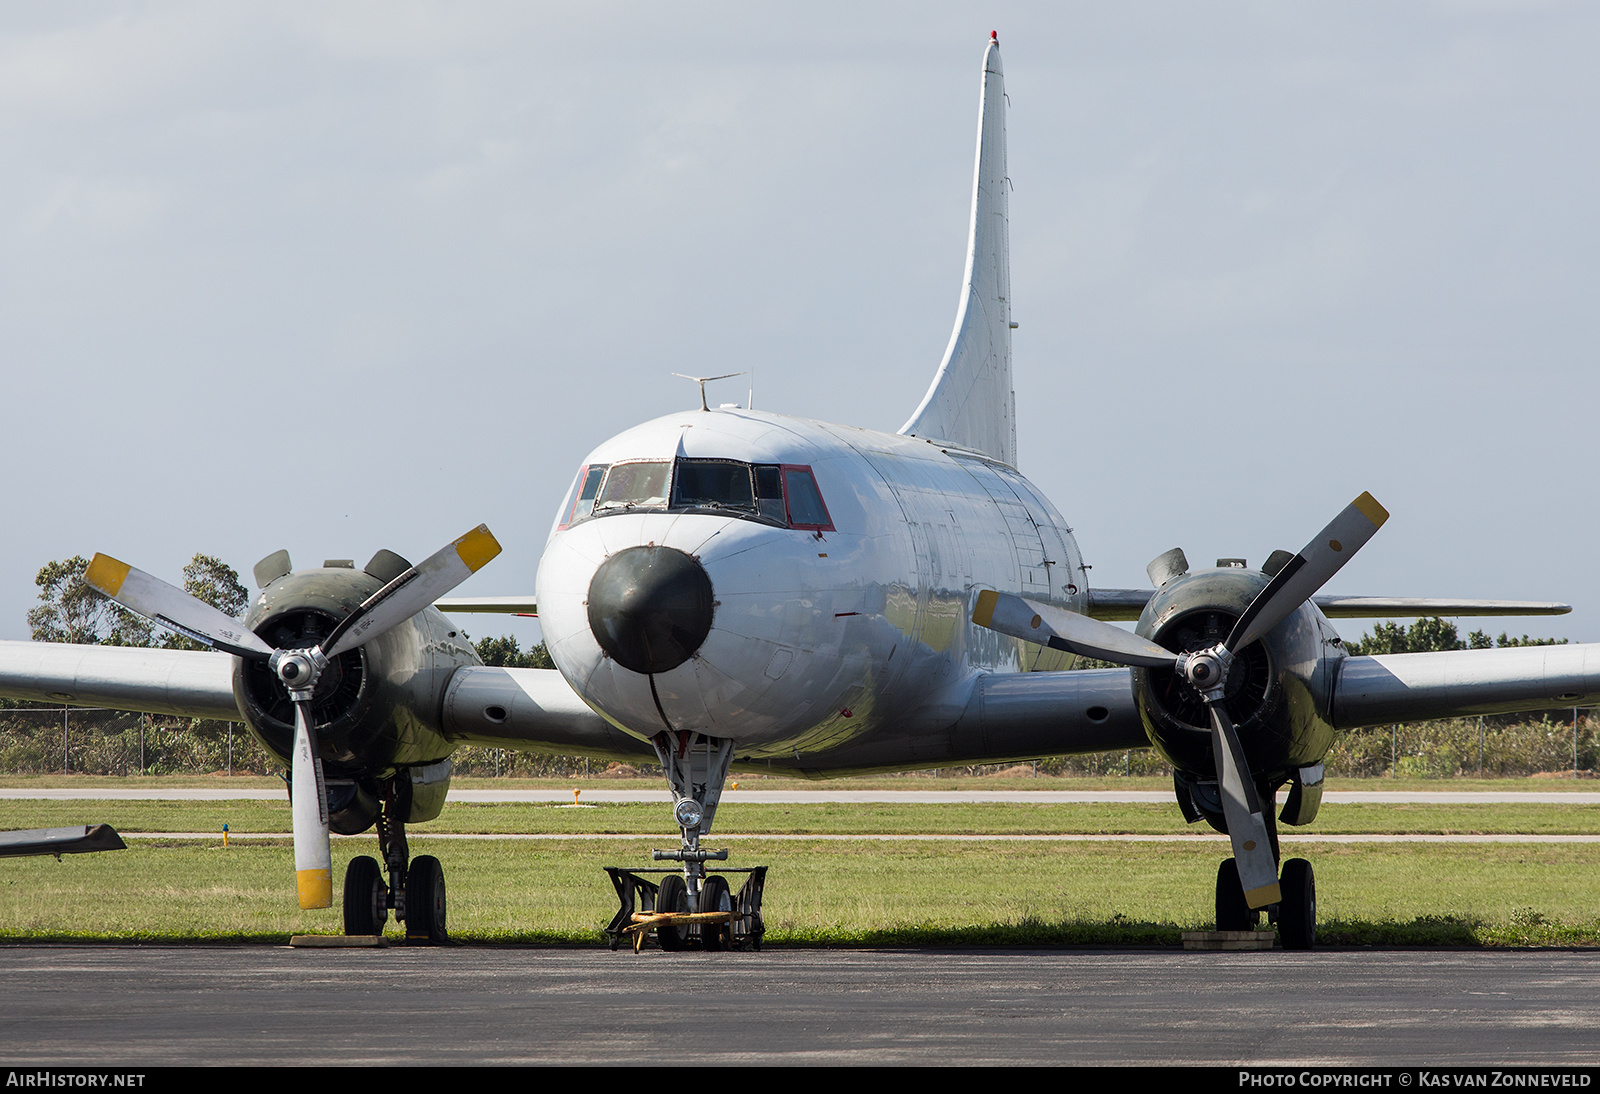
[0,33,1593,950]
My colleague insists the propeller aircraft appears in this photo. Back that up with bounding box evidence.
[2,34,1594,949]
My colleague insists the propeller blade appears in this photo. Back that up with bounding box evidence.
[321,524,502,659]
[1225,492,1389,654]
[972,589,1180,668]
[290,699,333,910]
[83,554,274,661]
[1208,702,1281,910]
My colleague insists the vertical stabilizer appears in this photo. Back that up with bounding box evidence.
[899,35,1015,467]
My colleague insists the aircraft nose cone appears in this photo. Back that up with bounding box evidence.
[587,546,715,675]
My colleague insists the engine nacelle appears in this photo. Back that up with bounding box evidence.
[1131,567,1346,791]
[229,559,480,831]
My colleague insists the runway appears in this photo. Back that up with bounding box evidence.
[2,945,1597,1066]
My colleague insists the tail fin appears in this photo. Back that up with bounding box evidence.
[899,34,1015,467]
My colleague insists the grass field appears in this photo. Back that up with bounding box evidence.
[2,777,1597,947]
[2,798,1599,836]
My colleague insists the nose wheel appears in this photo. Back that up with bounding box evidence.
[600,729,768,951]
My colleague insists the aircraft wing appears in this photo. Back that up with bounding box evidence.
[1087,588,1570,622]
[441,664,656,759]
[0,640,241,720]
[434,597,538,614]
[1333,644,1600,728]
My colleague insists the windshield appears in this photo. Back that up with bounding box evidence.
[672,460,755,512]
[595,461,670,511]
[563,457,833,532]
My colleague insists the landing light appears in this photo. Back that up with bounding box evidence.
[674,800,704,831]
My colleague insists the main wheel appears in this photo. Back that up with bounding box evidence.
[701,875,733,952]
[405,855,448,944]
[1215,858,1257,932]
[1278,858,1316,950]
[656,873,688,952]
[342,855,387,936]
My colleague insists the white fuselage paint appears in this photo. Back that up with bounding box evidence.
[536,408,1086,759]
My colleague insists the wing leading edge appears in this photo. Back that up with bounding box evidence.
[1334,644,1600,728]
[1086,588,1570,622]
[0,640,241,720]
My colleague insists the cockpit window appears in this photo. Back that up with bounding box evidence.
[563,457,833,532]
[754,465,786,523]
[595,461,670,511]
[672,460,755,512]
[782,466,833,529]
[566,464,608,525]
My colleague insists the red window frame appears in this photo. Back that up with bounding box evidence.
[558,464,601,531]
[780,464,835,532]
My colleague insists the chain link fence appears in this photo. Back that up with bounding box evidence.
[0,707,275,776]
[1,705,1592,780]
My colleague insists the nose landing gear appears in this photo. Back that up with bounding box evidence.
[601,730,769,951]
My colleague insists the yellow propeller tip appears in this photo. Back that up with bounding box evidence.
[297,869,333,909]
[972,589,998,628]
[84,554,131,597]
[454,525,502,573]
[1353,492,1389,528]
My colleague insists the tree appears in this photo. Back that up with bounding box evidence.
[28,557,152,646]
[161,555,252,651]
[184,554,249,617]
[1350,618,1568,655]
[1492,633,1568,648]
[474,634,554,669]
[28,553,249,649]
[1348,618,1465,655]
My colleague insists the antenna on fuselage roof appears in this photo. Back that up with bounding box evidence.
[672,372,746,412]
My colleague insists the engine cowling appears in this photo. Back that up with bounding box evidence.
[1131,567,1345,790]
[230,561,480,832]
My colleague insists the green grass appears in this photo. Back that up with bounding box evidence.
[4,776,1597,946]
[2,798,1597,836]
[5,772,1597,792]
[2,837,1597,947]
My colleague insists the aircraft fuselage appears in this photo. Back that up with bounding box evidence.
[536,407,1088,759]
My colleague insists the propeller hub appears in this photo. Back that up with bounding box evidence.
[272,648,328,697]
[1181,647,1232,699]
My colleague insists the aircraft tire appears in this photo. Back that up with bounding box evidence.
[701,875,732,952]
[342,855,387,936]
[1215,858,1255,932]
[405,855,448,944]
[656,874,688,952]
[1278,858,1316,951]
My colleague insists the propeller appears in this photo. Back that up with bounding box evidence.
[84,524,502,909]
[972,492,1388,910]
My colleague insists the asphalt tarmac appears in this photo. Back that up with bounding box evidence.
[2,945,1597,1066]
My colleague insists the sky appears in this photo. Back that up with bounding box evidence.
[2,2,1598,647]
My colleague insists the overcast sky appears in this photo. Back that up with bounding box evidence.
[3,2,1598,647]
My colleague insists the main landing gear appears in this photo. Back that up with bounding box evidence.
[602,730,768,951]
[340,778,447,944]
[1211,782,1316,950]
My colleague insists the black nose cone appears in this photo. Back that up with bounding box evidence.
[587,546,715,674]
